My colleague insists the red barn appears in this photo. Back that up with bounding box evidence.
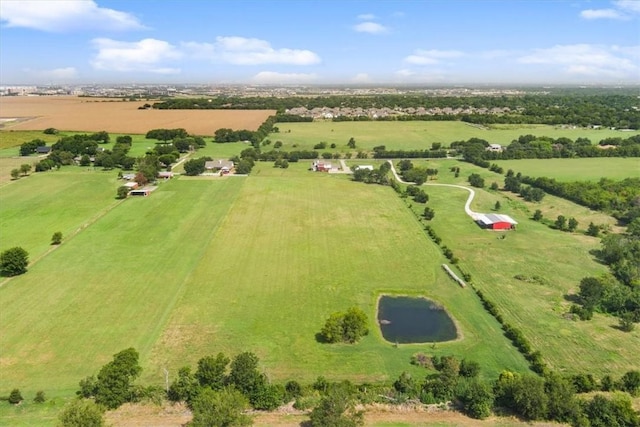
[476,213,517,230]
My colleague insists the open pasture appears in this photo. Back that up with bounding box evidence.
[0,169,121,264]
[0,162,530,403]
[0,96,274,135]
[401,166,639,376]
[272,121,639,151]
[495,157,640,181]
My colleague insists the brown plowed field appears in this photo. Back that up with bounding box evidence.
[0,96,274,135]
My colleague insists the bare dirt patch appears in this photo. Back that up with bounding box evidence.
[0,96,274,135]
[105,402,568,427]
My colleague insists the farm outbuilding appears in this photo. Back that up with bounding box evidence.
[205,160,234,174]
[476,213,517,230]
[129,188,151,196]
[311,160,332,172]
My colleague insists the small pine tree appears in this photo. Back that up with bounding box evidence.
[494,201,501,210]
[532,210,543,221]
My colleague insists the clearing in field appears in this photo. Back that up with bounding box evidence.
[0,96,274,135]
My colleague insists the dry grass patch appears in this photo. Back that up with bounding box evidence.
[0,96,274,135]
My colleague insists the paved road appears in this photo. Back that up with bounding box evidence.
[387,160,479,220]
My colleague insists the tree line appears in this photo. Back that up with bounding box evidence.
[45,345,640,427]
[150,93,639,129]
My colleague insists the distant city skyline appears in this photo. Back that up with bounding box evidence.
[1,0,639,85]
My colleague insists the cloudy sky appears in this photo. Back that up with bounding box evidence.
[0,0,639,85]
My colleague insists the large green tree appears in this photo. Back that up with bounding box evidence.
[0,247,29,276]
[196,353,229,390]
[94,348,142,409]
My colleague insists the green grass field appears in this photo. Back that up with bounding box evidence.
[272,121,639,152]
[1,124,640,425]
[0,163,530,403]
[397,161,639,376]
[494,158,640,181]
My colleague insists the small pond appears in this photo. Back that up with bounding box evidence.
[377,295,458,343]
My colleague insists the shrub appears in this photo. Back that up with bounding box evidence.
[51,231,63,245]
[8,389,23,404]
[34,390,46,403]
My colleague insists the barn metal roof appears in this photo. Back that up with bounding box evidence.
[476,213,518,225]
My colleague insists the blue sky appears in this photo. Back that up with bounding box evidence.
[0,0,639,85]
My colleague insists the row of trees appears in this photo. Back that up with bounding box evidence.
[44,339,640,426]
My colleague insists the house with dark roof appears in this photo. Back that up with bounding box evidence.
[36,146,51,154]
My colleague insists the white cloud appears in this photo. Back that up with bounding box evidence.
[405,49,464,65]
[395,69,416,77]
[615,0,640,14]
[0,0,145,32]
[25,67,78,80]
[91,38,182,74]
[580,8,625,19]
[518,44,639,78]
[182,37,320,65]
[580,0,640,19]
[353,22,388,34]
[252,71,317,84]
[352,73,372,83]
[357,13,376,20]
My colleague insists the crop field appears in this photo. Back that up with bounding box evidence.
[0,96,274,135]
[273,121,639,151]
[495,157,640,181]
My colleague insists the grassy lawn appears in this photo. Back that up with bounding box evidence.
[494,157,640,181]
[271,121,639,152]
[144,163,529,386]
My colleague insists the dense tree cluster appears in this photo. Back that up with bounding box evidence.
[319,307,369,344]
[19,138,47,156]
[145,128,188,142]
[77,348,142,409]
[455,134,640,162]
[352,163,391,185]
[0,246,29,276]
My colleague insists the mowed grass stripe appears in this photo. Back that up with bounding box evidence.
[0,171,120,261]
[0,178,245,395]
[146,165,529,385]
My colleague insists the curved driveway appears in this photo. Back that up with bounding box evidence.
[387,160,480,220]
